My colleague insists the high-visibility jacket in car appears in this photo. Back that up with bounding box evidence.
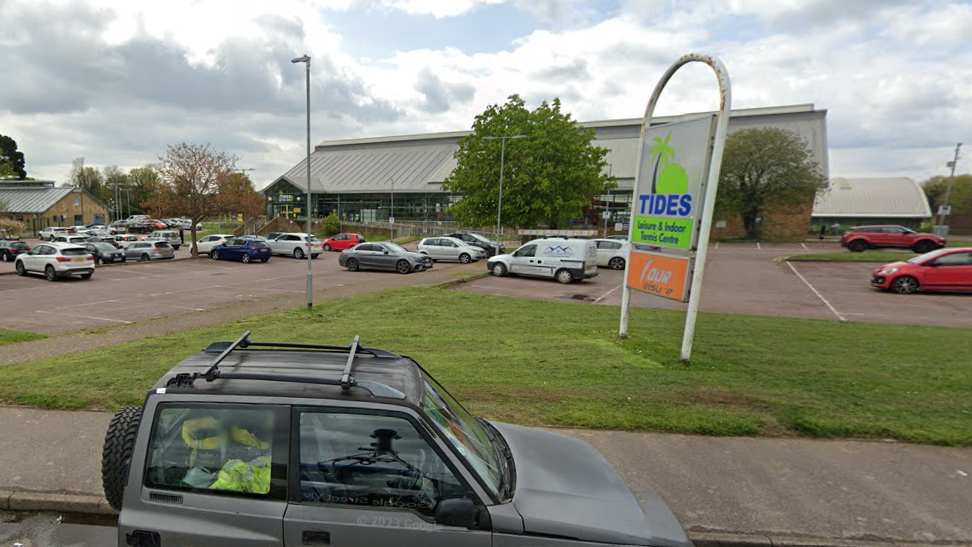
[209,455,271,494]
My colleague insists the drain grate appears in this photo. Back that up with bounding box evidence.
[570,294,595,302]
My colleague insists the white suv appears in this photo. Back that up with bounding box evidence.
[268,233,322,259]
[38,227,69,241]
[192,234,234,255]
[15,242,95,281]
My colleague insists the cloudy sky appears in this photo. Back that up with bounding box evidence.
[1,0,969,189]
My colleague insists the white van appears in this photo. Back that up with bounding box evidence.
[487,237,598,284]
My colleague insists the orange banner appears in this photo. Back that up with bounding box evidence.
[626,250,692,302]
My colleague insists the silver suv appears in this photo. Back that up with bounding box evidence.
[14,242,94,281]
[124,240,176,261]
[102,333,691,547]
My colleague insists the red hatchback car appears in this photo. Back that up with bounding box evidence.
[322,232,365,251]
[871,247,972,294]
[841,225,945,253]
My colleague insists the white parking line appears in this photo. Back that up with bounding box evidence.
[756,242,762,250]
[593,283,623,304]
[35,310,132,324]
[714,242,720,250]
[786,262,846,322]
[801,243,809,251]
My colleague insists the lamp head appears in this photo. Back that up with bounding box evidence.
[291,55,311,64]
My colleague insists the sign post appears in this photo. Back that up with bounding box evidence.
[619,53,732,363]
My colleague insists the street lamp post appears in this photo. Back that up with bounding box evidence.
[939,143,963,228]
[292,54,313,310]
[483,135,525,244]
[390,178,395,239]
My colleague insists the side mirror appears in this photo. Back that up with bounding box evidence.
[435,498,478,529]
[383,250,389,254]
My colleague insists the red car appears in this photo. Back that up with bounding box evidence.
[841,225,945,253]
[871,247,972,294]
[322,232,365,251]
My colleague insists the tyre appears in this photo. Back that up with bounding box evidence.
[324,244,331,252]
[346,258,359,272]
[891,276,919,295]
[102,406,142,511]
[15,261,26,276]
[491,262,508,277]
[294,248,304,259]
[210,250,219,260]
[261,258,269,263]
[459,253,471,264]
[95,257,103,266]
[396,260,411,274]
[608,257,626,270]
[241,254,251,264]
[173,245,180,251]
[141,253,150,262]
[848,240,868,253]
[80,273,92,280]
[0,252,7,262]
[45,265,57,282]
[555,269,574,284]
[311,254,319,259]
[913,241,935,254]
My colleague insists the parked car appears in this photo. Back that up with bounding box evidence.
[269,233,322,259]
[113,234,139,246]
[487,237,598,284]
[210,237,272,263]
[86,236,122,249]
[84,242,127,265]
[86,224,108,231]
[593,238,629,270]
[322,232,365,252]
[145,230,183,250]
[871,247,972,294]
[444,231,505,256]
[52,235,89,245]
[14,242,94,281]
[607,235,629,241]
[38,227,69,241]
[417,236,487,263]
[841,225,945,253]
[263,232,284,241]
[124,241,175,261]
[191,234,234,255]
[108,220,128,233]
[101,332,692,547]
[0,239,30,262]
[339,241,433,274]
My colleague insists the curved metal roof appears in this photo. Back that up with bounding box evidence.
[812,177,932,218]
[0,186,76,213]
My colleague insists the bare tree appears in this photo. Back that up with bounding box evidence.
[144,143,237,255]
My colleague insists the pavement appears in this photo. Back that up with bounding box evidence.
[0,407,970,546]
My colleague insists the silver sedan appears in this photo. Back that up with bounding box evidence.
[123,241,176,261]
[338,242,433,273]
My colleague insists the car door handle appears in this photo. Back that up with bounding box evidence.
[302,530,331,545]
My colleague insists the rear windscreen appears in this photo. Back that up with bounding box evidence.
[61,248,88,256]
[155,242,171,248]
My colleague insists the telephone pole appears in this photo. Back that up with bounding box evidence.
[938,143,962,227]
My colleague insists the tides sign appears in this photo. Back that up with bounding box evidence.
[631,116,717,251]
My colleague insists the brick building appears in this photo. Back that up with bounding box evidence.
[0,180,110,235]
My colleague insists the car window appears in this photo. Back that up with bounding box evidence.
[444,240,458,247]
[513,245,536,258]
[156,242,171,248]
[61,248,88,256]
[934,252,972,266]
[145,405,288,501]
[384,242,407,253]
[297,411,468,518]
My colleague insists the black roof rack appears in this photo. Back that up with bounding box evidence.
[165,331,405,399]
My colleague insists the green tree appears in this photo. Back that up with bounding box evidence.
[923,174,972,216]
[126,166,159,215]
[443,95,615,229]
[716,127,826,239]
[0,135,27,180]
[68,158,107,201]
[649,133,675,193]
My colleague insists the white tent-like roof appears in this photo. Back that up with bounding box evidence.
[812,177,932,219]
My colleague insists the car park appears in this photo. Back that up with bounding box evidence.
[192,234,234,255]
[0,239,30,262]
[211,237,272,263]
[37,227,70,241]
[487,237,598,284]
[417,236,487,263]
[871,247,972,294]
[269,233,322,259]
[124,241,176,261]
[101,331,691,547]
[145,230,183,250]
[444,231,505,256]
[85,242,127,265]
[339,241,433,273]
[841,225,945,253]
[593,238,629,270]
[15,242,94,281]
[322,232,365,251]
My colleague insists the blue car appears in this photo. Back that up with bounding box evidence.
[210,237,271,263]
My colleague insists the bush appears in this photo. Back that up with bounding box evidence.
[0,218,25,237]
[317,213,340,238]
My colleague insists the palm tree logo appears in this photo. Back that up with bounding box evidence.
[649,133,675,193]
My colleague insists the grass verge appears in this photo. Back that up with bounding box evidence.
[786,251,916,263]
[0,288,970,445]
[0,329,45,347]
